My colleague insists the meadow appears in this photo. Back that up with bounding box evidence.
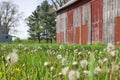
[0,43,120,80]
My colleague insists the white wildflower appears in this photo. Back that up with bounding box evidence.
[110,51,116,57]
[78,52,82,55]
[98,59,103,65]
[59,45,64,49]
[44,61,50,67]
[112,65,119,72]
[57,54,62,60]
[80,60,88,68]
[6,52,18,64]
[107,43,114,52]
[68,70,80,80]
[74,49,78,54]
[62,67,69,76]
[12,48,18,53]
[61,58,68,66]
[50,66,55,71]
[95,50,98,53]
[83,70,90,76]
[18,43,24,48]
[94,66,102,75]
[103,58,108,63]
[59,72,62,76]
[88,51,91,54]
[24,47,28,51]
[72,61,78,66]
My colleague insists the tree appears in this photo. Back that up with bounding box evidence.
[40,0,56,43]
[51,0,71,9]
[26,0,56,43]
[0,1,21,34]
[26,6,42,43]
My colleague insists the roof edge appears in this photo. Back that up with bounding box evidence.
[56,0,79,12]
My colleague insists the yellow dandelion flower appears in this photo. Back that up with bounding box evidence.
[13,68,20,72]
[0,71,2,75]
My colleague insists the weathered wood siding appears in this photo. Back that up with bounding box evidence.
[67,10,74,44]
[73,7,81,44]
[56,13,67,43]
[82,3,91,44]
[103,0,120,45]
[56,0,120,45]
[92,0,103,43]
[115,17,120,45]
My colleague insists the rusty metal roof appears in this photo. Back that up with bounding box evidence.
[57,0,79,11]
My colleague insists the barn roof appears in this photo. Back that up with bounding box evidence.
[57,0,79,11]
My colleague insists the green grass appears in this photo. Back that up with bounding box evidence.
[0,43,120,80]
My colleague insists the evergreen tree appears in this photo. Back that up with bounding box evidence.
[26,0,56,43]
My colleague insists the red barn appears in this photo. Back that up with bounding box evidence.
[56,0,120,45]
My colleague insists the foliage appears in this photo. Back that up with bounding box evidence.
[26,5,42,43]
[0,43,120,80]
[13,37,22,43]
[0,1,21,31]
[26,0,56,43]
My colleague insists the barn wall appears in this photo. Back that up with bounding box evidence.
[56,0,120,45]
[73,7,82,44]
[82,3,91,44]
[67,10,74,44]
[92,0,103,43]
[56,13,67,43]
[56,1,91,44]
[103,0,120,45]
[115,17,120,45]
[72,2,91,44]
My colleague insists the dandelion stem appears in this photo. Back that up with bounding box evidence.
[89,53,94,80]
[2,56,7,80]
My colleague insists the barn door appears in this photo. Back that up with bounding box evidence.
[115,17,120,45]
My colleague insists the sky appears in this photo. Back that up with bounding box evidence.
[0,0,51,39]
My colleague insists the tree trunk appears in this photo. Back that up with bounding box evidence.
[38,37,41,43]
[37,33,40,43]
[50,38,52,43]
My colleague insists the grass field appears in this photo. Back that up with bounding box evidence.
[0,43,120,80]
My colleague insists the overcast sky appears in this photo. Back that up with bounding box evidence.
[0,0,51,39]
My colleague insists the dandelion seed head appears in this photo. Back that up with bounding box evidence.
[94,66,102,75]
[68,70,80,80]
[12,48,17,53]
[6,52,18,64]
[112,65,119,72]
[88,51,91,54]
[78,52,82,55]
[18,43,24,48]
[62,67,69,76]
[50,66,55,72]
[59,72,62,76]
[44,61,50,67]
[59,45,64,49]
[72,61,78,66]
[80,60,88,68]
[57,54,62,60]
[110,51,116,57]
[98,59,103,65]
[103,58,108,63]
[107,43,114,52]
[61,58,68,66]
[83,70,90,76]
[74,49,78,54]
